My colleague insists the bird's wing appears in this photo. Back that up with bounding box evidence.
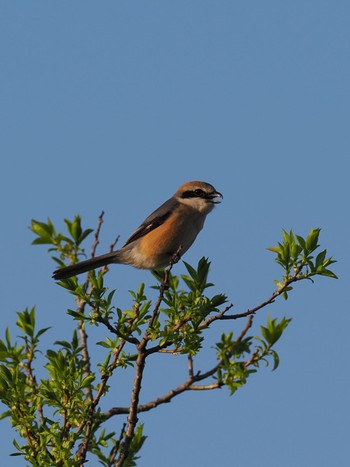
[123,197,179,247]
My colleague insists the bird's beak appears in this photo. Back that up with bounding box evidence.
[209,191,223,204]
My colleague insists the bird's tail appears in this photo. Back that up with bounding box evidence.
[52,251,119,280]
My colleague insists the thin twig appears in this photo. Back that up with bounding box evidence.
[189,383,222,390]
[188,354,194,378]
[77,319,93,403]
[109,423,126,464]
[109,236,120,252]
[200,272,302,329]
[102,234,120,275]
[92,340,127,408]
[198,303,234,329]
[244,349,259,368]
[236,315,254,342]
[91,211,105,258]
[95,312,140,346]
[223,274,301,320]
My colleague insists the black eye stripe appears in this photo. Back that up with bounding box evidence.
[182,189,206,198]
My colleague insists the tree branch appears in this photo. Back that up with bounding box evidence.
[200,271,303,329]
[91,211,105,258]
[237,315,254,342]
[104,362,222,420]
[115,251,181,466]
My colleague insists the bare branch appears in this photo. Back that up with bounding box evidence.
[200,271,303,331]
[104,375,196,419]
[105,362,221,420]
[188,354,194,378]
[189,383,222,390]
[199,303,234,329]
[101,234,120,275]
[91,211,105,258]
[222,273,301,320]
[236,315,254,342]
[109,235,120,252]
[109,423,126,464]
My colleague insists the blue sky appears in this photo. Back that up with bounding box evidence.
[1,1,349,466]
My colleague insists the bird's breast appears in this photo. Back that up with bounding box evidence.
[122,211,206,269]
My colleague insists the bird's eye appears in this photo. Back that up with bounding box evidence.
[193,189,204,196]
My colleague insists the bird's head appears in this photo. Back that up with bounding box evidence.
[175,181,223,213]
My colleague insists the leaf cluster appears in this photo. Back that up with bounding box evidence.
[268,228,337,298]
[30,217,93,267]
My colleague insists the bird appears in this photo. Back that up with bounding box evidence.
[52,181,223,280]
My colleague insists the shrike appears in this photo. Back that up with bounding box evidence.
[53,181,223,280]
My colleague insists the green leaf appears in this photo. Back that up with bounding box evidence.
[305,228,320,253]
[29,218,56,244]
[183,261,198,280]
[81,374,95,388]
[296,235,306,249]
[315,249,327,268]
[260,315,292,346]
[267,246,281,254]
[270,349,280,370]
[319,269,338,279]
